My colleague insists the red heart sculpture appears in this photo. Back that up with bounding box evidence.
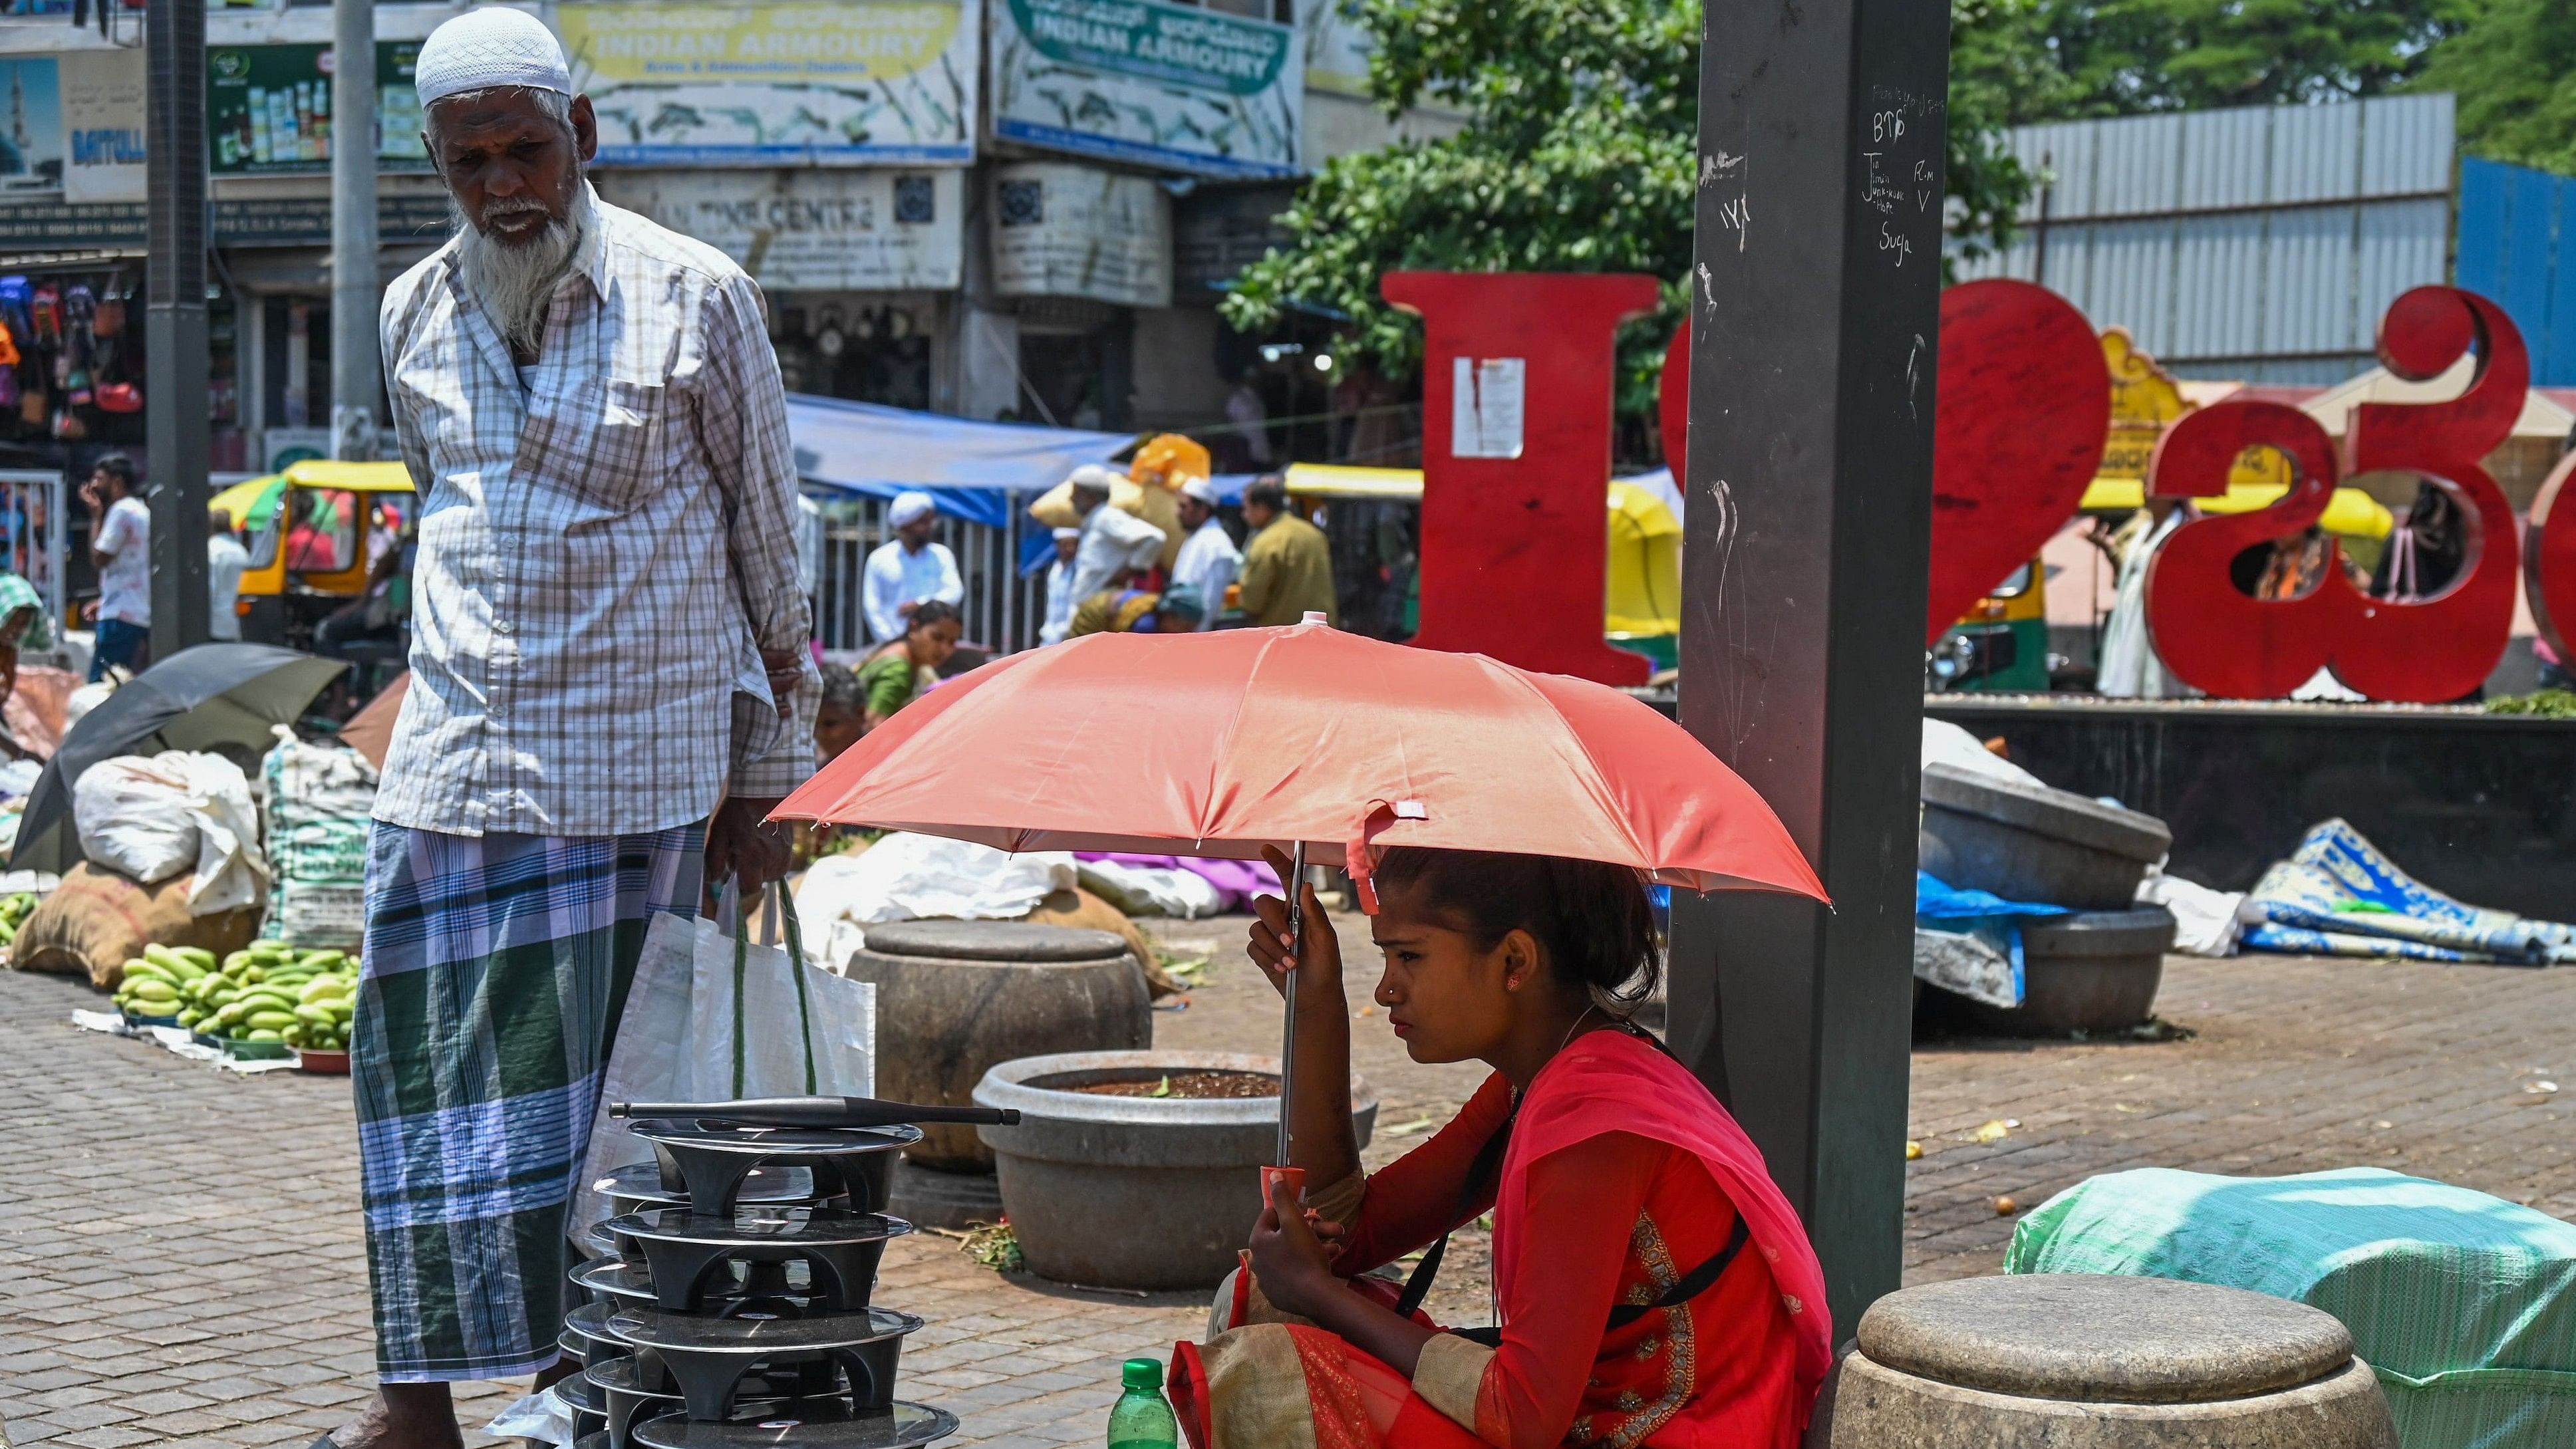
[1923,279,2110,646]
[1661,280,2110,647]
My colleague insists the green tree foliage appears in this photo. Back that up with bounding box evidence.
[1971,0,2484,125]
[1222,0,2035,411]
[2414,0,2576,174]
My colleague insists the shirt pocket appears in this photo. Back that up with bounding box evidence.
[546,376,670,519]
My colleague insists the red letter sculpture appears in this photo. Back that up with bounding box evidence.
[2529,448,2576,666]
[2146,286,2527,702]
[1384,271,1662,685]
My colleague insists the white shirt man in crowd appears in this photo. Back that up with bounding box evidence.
[206,507,249,642]
[1040,526,1081,645]
[861,489,964,642]
[82,453,149,680]
[1064,464,1165,606]
[343,11,815,1446]
[1167,475,1240,631]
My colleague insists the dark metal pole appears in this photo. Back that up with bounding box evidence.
[1667,0,1948,1333]
[329,0,378,461]
[146,0,211,657]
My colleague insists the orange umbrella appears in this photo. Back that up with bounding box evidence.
[775,618,1824,906]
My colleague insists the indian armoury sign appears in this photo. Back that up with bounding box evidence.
[992,0,1302,179]
[556,1,977,166]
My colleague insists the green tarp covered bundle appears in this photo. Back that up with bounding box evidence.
[2006,1166,2576,1449]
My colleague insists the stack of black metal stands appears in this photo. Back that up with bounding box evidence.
[555,1096,1021,1449]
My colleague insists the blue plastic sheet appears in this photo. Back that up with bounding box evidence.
[1916,871,2075,1005]
[786,394,1133,529]
[2244,819,2576,966]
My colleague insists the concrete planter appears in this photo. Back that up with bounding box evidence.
[973,1051,1379,1291]
[1961,906,2177,1035]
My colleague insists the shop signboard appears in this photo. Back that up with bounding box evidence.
[991,0,1302,179]
[990,162,1171,309]
[206,41,432,176]
[0,58,65,198]
[61,50,146,205]
[558,2,976,166]
[1302,0,1371,99]
[595,170,962,291]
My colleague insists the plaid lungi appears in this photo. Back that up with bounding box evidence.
[354,821,703,1382]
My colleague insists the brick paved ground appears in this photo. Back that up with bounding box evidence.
[5,915,2574,1449]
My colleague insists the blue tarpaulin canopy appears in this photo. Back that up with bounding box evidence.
[785,395,1135,530]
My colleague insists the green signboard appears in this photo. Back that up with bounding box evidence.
[1004,0,1290,96]
[207,41,428,176]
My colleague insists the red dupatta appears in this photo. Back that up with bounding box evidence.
[1493,1029,1835,1435]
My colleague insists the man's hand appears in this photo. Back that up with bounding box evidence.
[897,598,919,620]
[77,478,98,512]
[760,647,803,719]
[80,600,99,624]
[705,796,791,898]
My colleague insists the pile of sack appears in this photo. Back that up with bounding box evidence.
[13,749,269,988]
[261,727,376,950]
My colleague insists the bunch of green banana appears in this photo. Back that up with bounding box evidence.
[0,889,36,946]
[157,940,358,1049]
[110,944,215,1019]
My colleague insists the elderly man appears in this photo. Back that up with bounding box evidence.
[1167,476,1240,632]
[862,489,963,643]
[342,10,816,1445]
[1064,463,1166,606]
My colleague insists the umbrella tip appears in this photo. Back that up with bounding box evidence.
[1301,611,1329,626]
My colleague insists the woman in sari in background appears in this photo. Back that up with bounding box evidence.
[853,598,960,733]
[1172,847,1832,1449]
[0,569,53,724]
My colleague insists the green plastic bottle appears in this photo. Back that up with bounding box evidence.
[1107,1356,1179,1448]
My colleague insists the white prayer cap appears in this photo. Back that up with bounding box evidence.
[1052,527,1082,541]
[889,491,938,527]
[1179,475,1218,506]
[1068,464,1121,494]
[415,8,573,110]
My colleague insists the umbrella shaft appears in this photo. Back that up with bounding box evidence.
[1278,840,1306,1168]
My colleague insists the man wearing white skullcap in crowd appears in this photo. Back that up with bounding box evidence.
[1039,525,1083,645]
[1168,474,1240,631]
[861,489,964,642]
[1063,464,1167,611]
[345,9,817,1440]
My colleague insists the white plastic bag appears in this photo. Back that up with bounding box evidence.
[571,887,875,1232]
[72,751,269,914]
[2136,870,2251,958]
[571,909,700,1241]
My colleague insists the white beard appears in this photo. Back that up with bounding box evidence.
[456,180,591,355]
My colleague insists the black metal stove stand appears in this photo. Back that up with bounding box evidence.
[566,1115,958,1449]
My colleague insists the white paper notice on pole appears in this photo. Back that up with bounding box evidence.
[1451,357,1526,460]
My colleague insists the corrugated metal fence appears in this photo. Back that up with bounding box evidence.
[2457,156,2576,388]
[1951,94,2455,385]
[810,494,1048,657]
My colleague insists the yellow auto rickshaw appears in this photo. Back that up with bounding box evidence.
[212,459,414,649]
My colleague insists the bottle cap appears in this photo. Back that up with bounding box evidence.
[1122,1357,1164,1391]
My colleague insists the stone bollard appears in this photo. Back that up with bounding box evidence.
[1815,1275,2398,1447]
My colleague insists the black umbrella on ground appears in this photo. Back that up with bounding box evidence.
[9,644,349,874]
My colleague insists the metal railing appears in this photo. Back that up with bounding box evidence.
[810,493,1048,658]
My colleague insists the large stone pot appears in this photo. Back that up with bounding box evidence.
[1961,906,2177,1035]
[1920,762,2172,910]
[1814,1275,2397,1447]
[843,921,1149,1171]
[973,1051,1379,1291]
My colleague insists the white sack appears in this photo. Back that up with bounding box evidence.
[2136,870,2251,958]
[72,751,269,914]
[1077,857,1225,919]
[1921,717,2047,791]
[793,833,1075,973]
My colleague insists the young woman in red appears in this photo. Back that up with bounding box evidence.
[1171,847,1832,1449]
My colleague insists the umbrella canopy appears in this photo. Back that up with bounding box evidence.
[11,644,349,874]
[774,621,1824,902]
